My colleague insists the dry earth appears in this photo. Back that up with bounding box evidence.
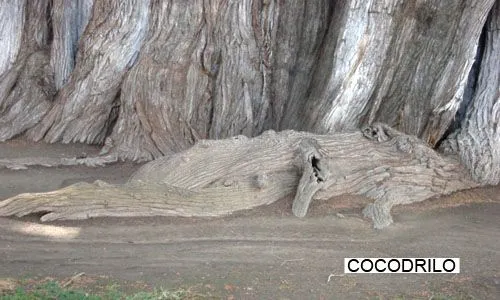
[0,139,499,299]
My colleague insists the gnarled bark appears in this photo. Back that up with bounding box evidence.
[106,0,331,161]
[0,0,24,76]
[50,0,93,90]
[0,0,54,141]
[0,1,497,187]
[0,124,477,229]
[27,0,149,144]
[441,1,500,185]
[287,0,494,144]
[0,0,497,229]
[456,1,500,185]
[106,0,495,161]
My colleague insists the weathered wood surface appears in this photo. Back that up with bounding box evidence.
[0,124,477,228]
[0,1,496,178]
[0,0,54,141]
[449,1,500,185]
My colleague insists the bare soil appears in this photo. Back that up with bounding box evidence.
[0,139,499,299]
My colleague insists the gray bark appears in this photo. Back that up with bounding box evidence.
[0,0,498,224]
[0,125,477,228]
[459,1,500,185]
[50,0,93,90]
[0,0,54,141]
[442,2,500,185]
[0,1,496,165]
[286,0,494,144]
[0,0,24,76]
[107,0,331,161]
[27,0,149,144]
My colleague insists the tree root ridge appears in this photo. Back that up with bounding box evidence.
[0,125,478,228]
[0,155,119,170]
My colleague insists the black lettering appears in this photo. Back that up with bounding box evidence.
[375,259,386,272]
[443,259,455,272]
[348,259,359,272]
[388,259,400,272]
[415,259,426,272]
[361,259,374,272]
[432,258,442,272]
[402,259,413,272]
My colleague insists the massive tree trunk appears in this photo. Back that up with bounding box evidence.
[107,0,332,160]
[0,0,495,162]
[284,0,494,142]
[0,0,498,227]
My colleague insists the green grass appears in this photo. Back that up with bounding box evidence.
[0,281,190,300]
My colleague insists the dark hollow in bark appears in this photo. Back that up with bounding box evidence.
[440,0,500,186]
[292,139,330,218]
[456,1,500,185]
[0,124,477,229]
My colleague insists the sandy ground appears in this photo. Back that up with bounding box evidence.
[0,139,499,299]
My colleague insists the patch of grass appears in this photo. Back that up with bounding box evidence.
[2,281,97,300]
[0,280,193,300]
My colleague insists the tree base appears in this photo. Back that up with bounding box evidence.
[0,124,478,228]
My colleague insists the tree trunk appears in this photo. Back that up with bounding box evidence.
[455,1,500,185]
[50,0,93,91]
[0,0,498,226]
[2,0,494,163]
[26,0,149,144]
[289,0,494,141]
[107,0,331,160]
[0,0,54,140]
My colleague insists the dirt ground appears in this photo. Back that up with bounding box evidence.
[0,140,499,299]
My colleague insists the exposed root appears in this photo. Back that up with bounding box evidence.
[0,154,119,170]
[0,125,478,228]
